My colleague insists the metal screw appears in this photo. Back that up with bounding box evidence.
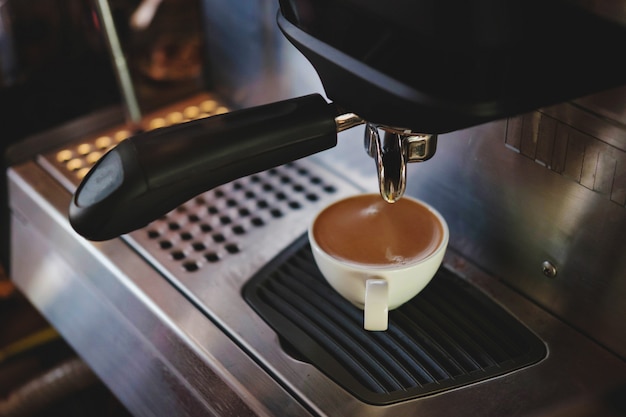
[542,261,558,278]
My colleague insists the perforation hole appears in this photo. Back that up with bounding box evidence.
[171,250,186,260]
[205,253,220,263]
[192,242,206,251]
[183,261,199,272]
[225,244,240,254]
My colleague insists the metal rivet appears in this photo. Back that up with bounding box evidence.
[542,261,558,278]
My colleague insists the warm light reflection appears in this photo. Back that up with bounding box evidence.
[59,98,228,180]
[56,150,73,162]
[149,117,167,130]
[77,167,91,179]
[76,143,92,155]
[200,99,217,113]
[114,130,131,142]
[167,111,184,124]
[66,159,83,171]
[86,152,102,165]
[95,136,112,149]
[183,105,199,119]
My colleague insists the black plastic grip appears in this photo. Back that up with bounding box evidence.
[69,94,338,241]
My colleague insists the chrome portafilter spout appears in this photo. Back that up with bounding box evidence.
[365,124,438,202]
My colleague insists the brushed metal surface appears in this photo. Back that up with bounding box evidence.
[7,0,626,413]
[9,135,626,416]
[9,162,316,417]
[400,106,626,360]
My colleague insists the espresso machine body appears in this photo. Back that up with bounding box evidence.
[277,0,626,132]
[66,0,626,240]
[6,0,626,416]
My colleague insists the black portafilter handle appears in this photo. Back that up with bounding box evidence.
[69,94,339,241]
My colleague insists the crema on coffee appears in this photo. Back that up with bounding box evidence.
[312,194,444,267]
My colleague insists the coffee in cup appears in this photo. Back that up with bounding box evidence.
[308,193,449,331]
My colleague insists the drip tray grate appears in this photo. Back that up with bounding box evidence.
[243,236,547,405]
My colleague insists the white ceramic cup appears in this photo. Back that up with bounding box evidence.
[308,194,449,331]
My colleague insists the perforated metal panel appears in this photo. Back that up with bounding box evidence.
[131,162,339,273]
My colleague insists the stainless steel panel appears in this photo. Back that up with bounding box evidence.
[200,0,325,108]
[7,0,626,413]
[9,161,315,417]
[402,101,626,360]
[9,132,626,416]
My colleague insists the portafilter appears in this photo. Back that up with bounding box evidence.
[69,0,626,240]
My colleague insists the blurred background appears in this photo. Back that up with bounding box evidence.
[1,0,203,414]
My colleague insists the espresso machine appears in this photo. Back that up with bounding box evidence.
[6,0,626,416]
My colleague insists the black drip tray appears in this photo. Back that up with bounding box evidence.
[243,235,546,405]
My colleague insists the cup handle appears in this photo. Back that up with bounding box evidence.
[364,278,389,331]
